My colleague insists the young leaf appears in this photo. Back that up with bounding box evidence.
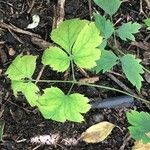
[44,20,102,72]
[42,47,70,72]
[72,22,102,69]
[81,121,115,143]
[120,54,144,90]
[51,19,88,53]
[144,18,150,30]
[6,55,37,80]
[93,0,121,16]
[92,50,119,73]
[37,87,91,122]
[116,22,141,41]
[126,110,150,143]
[94,14,114,39]
[11,81,39,107]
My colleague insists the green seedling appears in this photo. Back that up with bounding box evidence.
[5,19,102,123]
[92,0,144,91]
[5,19,149,123]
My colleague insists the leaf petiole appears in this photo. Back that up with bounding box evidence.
[31,79,150,104]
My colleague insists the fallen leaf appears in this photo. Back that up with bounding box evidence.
[132,141,150,150]
[79,76,99,84]
[80,121,115,143]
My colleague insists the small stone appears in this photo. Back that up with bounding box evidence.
[93,113,104,123]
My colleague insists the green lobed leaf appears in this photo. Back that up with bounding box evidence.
[120,54,144,91]
[51,19,88,53]
[116,22,141,41]
[42,47,70,72]
[72,22,102,69]
[126,110,150,143]
[94,14,114,39]
[44,19,102,72]
[144,18,150,30]
[37,87,91,122]
[93,0,121,16]
[5,55,37,80]
[11,81,39,106]
[92,50,119,73]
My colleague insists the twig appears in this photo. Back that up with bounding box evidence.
[27,0,36,14]
[53,0,66,28]
[88,0,92,20]
[144,0,150,9]
[106,73,136,96]
[0,22,41,38]
[8,28,24,44]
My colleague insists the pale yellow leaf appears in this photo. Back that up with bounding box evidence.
[81,121,115,143]
[132,141,150,150]
[146,132,150,138]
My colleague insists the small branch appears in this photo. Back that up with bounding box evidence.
[106,73,135,95]
[144,0,150,9]
[0,22,41,38]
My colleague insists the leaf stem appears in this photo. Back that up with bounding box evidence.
[31,79,150,104]
[70,60,75,81]
[67,83,75,95]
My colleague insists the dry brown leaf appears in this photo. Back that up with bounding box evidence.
[79,76,99,84]
[132,141,150,150]
[80,121,115,143]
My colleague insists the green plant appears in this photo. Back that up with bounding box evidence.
[5,19,150,123]
[126,110,150,143]
[5,19,102,123]
[92,0,146,91]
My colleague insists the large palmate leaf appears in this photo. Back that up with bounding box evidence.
[94,14,114,39]
[72,22,102,69]
[126,110,150,143]
[93,0,121,16]
[11,81,39,106]
[92,50,119,73]
[116,22,141,41]
[42,47,70,72]
[43,19,102,72]
[51,19,88,53]
[120,54,144,91]
[37,87,91,122]
[6,55,37,80]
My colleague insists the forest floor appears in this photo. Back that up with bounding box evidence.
[0,0,150,150]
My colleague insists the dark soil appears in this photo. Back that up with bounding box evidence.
[0,0,150,150]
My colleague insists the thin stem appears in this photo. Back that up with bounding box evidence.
[67,83,75,95]
[31,79,150,104]
[71,60,75,81]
